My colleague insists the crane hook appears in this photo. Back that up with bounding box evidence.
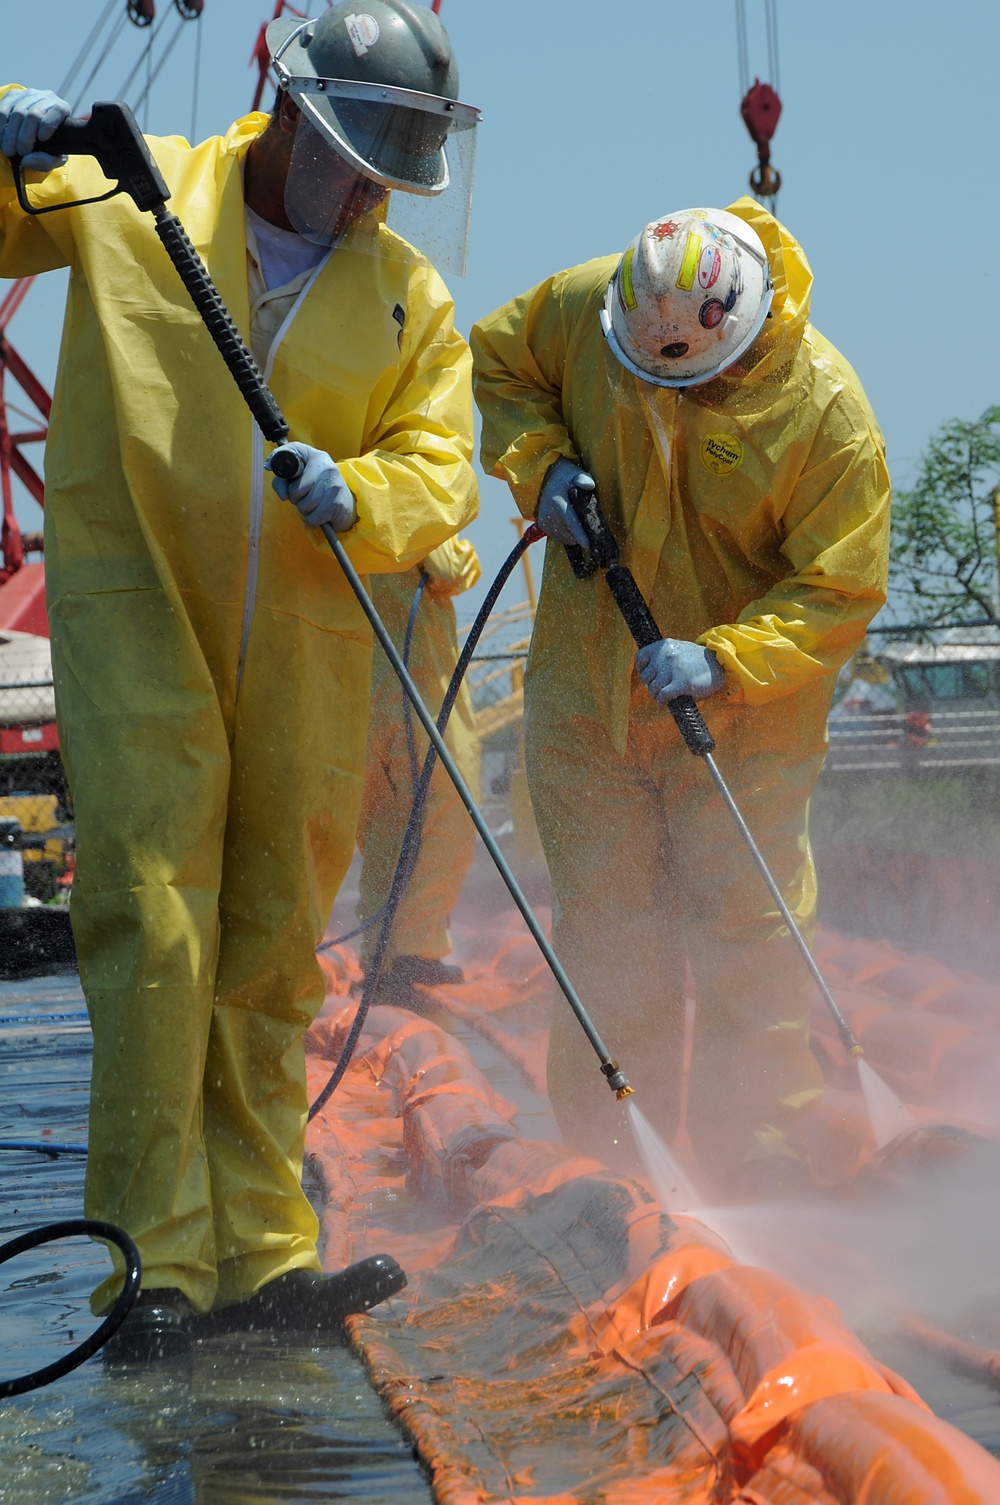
[740,78,782,203]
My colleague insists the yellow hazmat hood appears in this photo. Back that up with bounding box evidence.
[725,194,812,356]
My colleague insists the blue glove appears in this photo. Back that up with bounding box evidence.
[0,88,71,171]
[536,457,592,549]
[265,442,357,531]
[635,638,725,705]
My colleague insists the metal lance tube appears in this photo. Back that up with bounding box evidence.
[701,750,860,1054]
[315,516,601,1048]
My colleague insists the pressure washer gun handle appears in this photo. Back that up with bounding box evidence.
[564,483,717,758]
[603,565,717,757]
[16,101,289,447]
[564,477,618,579]
[15,101,171,215]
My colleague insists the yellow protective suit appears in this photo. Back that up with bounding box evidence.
[356,537,481,968]
[0,98,476,1310]
[471,198,890,1188]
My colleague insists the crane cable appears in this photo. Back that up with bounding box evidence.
[735,0,780,94]
[191,7,203,142]
[131,14,190,121]
[115,9,174,102]
[66,5,129,114]
[59,0,121,101]
[735,0,782,208]
[765,0,781,95]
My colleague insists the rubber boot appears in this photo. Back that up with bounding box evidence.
[101,1288,195,1364]
[210,1256,407,1336]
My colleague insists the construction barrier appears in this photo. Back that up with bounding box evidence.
[303,937,1000,1504]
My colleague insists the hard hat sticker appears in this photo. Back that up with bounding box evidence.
[697,245,721,290]
[700,433,744,476]
[619,246,638,312]
[699,298,726,329]
[345,12,380,56]
[651,219,680,239]
[676,232,702,292]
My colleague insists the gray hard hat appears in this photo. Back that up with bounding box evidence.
[267,1,475,194]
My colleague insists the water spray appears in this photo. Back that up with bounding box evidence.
[14,101,634,1109]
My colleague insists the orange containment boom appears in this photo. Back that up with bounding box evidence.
[302,963,1000,1504]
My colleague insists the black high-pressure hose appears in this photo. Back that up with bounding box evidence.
[307,527,541,1120]
[0,1220,141,1398]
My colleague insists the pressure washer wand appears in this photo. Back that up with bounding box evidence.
[566,482,862,1059]
[22,102,633,1102]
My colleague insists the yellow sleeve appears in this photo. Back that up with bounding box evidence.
[338,262,478,574]
[0,86,79,277]
[471,267,589,519]
[699,393,891,706]
[422,536,481,598]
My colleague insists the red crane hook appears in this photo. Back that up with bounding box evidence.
[740,78,782,199]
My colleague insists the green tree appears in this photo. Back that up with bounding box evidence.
[889,405,1000,627]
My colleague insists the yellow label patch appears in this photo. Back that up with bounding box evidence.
[676,231,702,291]
[619,246,637,311]
[700,433,744,476]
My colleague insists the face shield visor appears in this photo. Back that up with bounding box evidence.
[273,27,479,276]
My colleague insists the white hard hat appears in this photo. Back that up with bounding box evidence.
[600,209,773,388]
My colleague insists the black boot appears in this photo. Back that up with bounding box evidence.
[101,1287,195,1364]
[211,1256,406,1337]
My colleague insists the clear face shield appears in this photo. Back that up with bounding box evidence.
[273,35,479,277]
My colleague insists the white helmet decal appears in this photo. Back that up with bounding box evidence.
[344,13,380,57]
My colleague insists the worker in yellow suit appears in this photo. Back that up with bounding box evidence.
[0,0,479,1359]
[355,537,481,1003]
[472,202,890,1194]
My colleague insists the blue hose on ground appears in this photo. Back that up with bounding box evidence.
[307,529,541,1120]
[0,1141,88,1157]
[0,1012,90,1026]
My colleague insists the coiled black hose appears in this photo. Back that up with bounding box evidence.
[0,1219,141,1396]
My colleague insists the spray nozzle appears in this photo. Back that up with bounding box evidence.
[601,1060,633,1098]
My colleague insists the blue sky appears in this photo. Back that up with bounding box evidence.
[4,0,999,622]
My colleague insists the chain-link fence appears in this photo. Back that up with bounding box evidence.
[0,678,57,728]
[0,675,73,902]
[462,601,532,741]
